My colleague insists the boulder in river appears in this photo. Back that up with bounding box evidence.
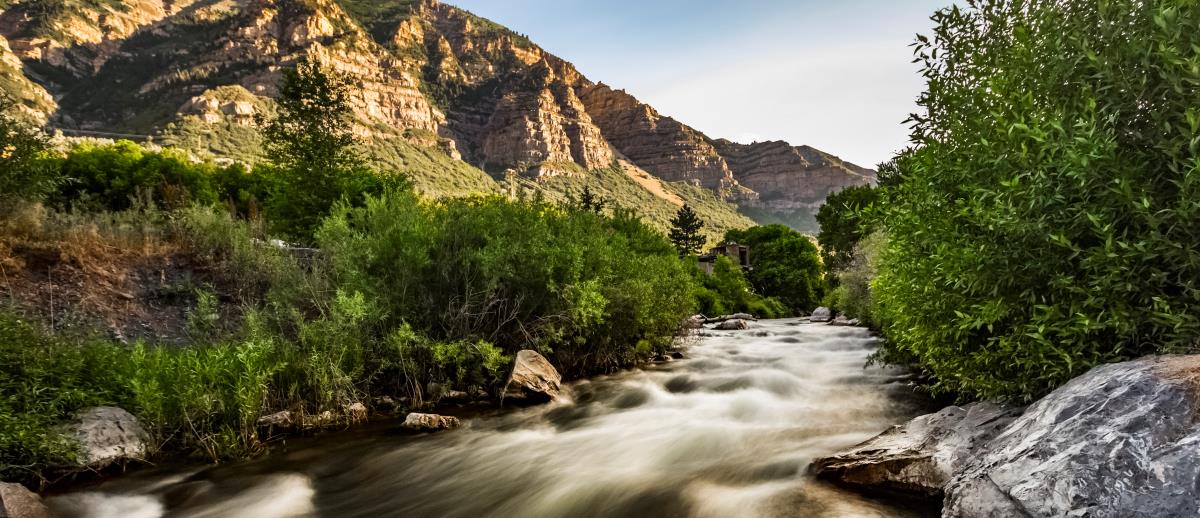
[828,315,860,327]
[684,315,707,329]
[0,482,51,518]
[812,402,1020,498]
[401,413,461,432]
[945,355,1200,518]
[66,406,150,468]
[502,350,563,403]
[817,355,1200,517]
[715,319,750,330]
[810,307,833,322]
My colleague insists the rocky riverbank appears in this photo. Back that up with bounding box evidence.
[813,354,1200,517]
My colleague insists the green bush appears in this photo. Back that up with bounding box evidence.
[824,232,886,327]
[318,193,696,375]
[815,185,879,278]
[0,97,57,205]
[49,140,257,212]
[724,224,824,313]
[874,0,1200,401]
[691,255,786,319]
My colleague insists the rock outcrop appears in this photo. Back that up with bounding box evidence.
[714,139,875,210]
[816,355,1200,518]
[0,482,51,518]
[401,412,461,432]
[813,403,1021,498]
[578,84,753,199]
[945,355,1200,518]
[502,350,563,403]
[67,406,150,468]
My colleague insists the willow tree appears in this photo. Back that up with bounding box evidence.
[873,0,1200,401]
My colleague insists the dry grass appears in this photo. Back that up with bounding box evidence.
[0,201,220,343]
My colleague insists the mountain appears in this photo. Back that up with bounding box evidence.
[0,0,873,235]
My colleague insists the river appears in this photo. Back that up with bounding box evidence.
[48,318,935,518]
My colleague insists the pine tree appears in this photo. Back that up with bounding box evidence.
[259,58,364,240]
[577,185,606,214]
[668,204,707,257]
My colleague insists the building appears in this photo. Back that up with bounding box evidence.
[697,242,751,276]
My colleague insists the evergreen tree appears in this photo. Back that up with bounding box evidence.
[576,185,606,214]
[668,204,706,257]
[260,58,371,240]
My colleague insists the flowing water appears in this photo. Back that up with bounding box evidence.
[49,319,935,518]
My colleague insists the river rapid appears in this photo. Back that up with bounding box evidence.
[48,318,935,518]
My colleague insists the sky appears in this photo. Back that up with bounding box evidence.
[449,0,952,168]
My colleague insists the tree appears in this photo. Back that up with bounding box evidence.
[724,224,823,313]
[576,185,606,214]
[815,185,879,276]
[259,58,398,240]
[0,96,54,204]
[873,0,1200,401]
[668,204,706,257]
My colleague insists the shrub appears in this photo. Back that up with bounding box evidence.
[815,185,879,278]
[318,193,696,375]
[874,0,1200,401]
[0,96,56,205]
[825,232,886,327]
[691,255,785,319]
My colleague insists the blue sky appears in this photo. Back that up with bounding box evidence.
[449,0,952,168]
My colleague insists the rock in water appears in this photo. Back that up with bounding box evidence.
[684,315,707,329]
[401,413,461,432]
[502,350,563,403]
[945,355,1200,518]
[812,403,1020,498]
[68,406,150,468]
[810,307,833,322]
[0,482,51,518]
[715,319,750,330]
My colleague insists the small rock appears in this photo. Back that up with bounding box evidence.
[256,410,293,428]
[445,390,470,401]
[345,402,367,422]
[300,410,336,429]
[0,482,51,518]
[502,350,563,403]
[715,319,749,330]
[401,413,461,432]
[67,406,150,468]
[810,307,833,323]
[669,351,685,360]
[372,396,397,411]
[828,315,858,326]
[683,315,707,329]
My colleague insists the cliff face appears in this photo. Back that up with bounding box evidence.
[0,0,873,231]
[714,139,876,209]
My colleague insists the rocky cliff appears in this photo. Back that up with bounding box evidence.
[0,0,872,233]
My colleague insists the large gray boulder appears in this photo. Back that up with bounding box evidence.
[810,307,833,322]
[502,350,562,403]
[67,406,150,468]
[945,355,1200,518]
[0,482,51,518]
[813,402,1020,498]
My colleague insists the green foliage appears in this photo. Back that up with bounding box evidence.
[874,0,1200,401]
[48,140,260,213]
[825,232,887,327]
[260,59,402,241]
[815,185,880,275]
[724,224,824,313]
[691,256,786,319]
[318,193,696,374]
[0,97,56,204]
[668,204,707,257]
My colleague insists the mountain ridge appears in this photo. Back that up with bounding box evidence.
[0,0,874,233]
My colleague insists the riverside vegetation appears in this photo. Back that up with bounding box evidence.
[0,60,817,484]
[818,0,1200,402]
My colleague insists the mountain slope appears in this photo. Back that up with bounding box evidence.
[0,0,870,235]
